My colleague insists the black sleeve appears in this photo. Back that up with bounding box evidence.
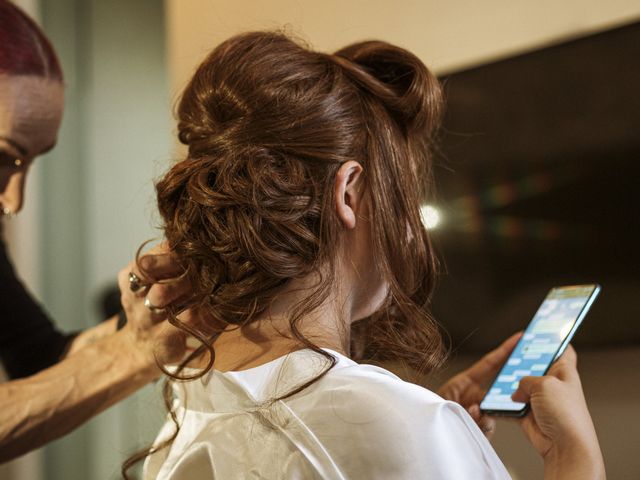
[0,231,75,379]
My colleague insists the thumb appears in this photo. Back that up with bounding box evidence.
[512,376,541,403]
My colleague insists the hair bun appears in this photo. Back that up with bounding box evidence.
[333,41,442,135]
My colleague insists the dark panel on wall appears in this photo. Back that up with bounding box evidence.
[431,22,640,352]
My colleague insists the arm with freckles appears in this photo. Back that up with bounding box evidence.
[62,316,119,357]
[0,323,162,462]
[0,250,188,463]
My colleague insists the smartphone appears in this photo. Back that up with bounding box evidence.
[479,284,601,417]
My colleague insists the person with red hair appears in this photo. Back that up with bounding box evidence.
[0,0,188,462]
[0,0,68,377]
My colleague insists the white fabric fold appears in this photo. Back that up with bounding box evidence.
[144,349,511,479]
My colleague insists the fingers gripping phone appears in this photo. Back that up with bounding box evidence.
[480,284,601,417]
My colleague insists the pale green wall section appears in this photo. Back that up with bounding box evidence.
[38,1,173,479]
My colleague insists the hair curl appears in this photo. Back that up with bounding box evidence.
[123,31,445,478]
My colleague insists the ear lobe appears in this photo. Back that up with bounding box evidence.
[334,161,364,229]
[0,170,27,214]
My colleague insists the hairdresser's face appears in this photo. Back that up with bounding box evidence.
[0,74,63,216]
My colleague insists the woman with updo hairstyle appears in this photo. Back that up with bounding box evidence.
[132,32,605,480]
[131,31,503,479]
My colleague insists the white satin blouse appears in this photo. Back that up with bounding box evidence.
[143,348,510,479]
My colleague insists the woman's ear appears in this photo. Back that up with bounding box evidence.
[334,161,364,229]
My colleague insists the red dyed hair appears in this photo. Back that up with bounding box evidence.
[0,0,62,80]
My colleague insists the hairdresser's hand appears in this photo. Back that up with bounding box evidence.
[512,346,605,479]
[437,332,521,439]
[117,243,190,372]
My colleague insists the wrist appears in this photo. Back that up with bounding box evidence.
[116,327,161,381]
[544,439,605,480]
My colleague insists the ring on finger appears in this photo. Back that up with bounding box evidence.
[128,272,145,293]
[144,297,166,314]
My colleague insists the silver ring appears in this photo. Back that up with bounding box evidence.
[144,297,166,314]
[128,272,144,292]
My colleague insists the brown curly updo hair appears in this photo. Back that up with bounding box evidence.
[124,31,445,477]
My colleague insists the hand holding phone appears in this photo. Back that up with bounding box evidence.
[511,343,606,478]
[437,332,522,438]
[480,284,600,417]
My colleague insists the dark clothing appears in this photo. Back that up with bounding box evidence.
[0,228,73,379]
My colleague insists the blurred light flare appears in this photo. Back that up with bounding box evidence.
[421,205,441,230]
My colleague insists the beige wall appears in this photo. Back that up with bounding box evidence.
[166,0,640,95]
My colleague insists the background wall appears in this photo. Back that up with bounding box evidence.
[165,0,640,89]
[38,1,173,478]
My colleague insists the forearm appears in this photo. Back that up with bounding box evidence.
[543,441,606,480]
[63,316,118,357]
[0,329,158,463]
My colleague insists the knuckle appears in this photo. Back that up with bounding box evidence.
[139,254,157,273]
[152,285,170,305]
[539,376,560,390]
[517,376,532,387]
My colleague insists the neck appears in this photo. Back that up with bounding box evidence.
[199,276,352,372]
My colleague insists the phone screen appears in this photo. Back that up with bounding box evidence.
[480,284,600,416]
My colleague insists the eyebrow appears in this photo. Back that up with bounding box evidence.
[0,136,28,157]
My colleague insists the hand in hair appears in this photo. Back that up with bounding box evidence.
[117,243,191,368]
[437,332,522,438]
